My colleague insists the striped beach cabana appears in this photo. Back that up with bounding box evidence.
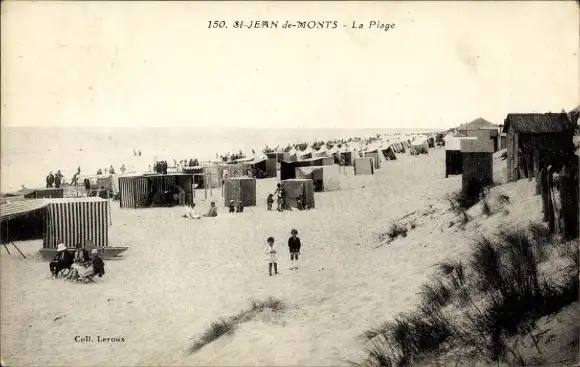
[118,174,194,209]
[43,197,110,249]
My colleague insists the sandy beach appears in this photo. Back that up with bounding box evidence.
[1,148,560,367]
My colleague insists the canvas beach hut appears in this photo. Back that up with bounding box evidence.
[280,160,297,180]
[314,146,330,158]
[203,165,222,188]
[410,135,429,155]
[281,179,315,209]
[242,158,268,178]
[118,174,194,209]
[295,165,340,192]
[297,147,313,161]
[339,146,357,166]
[0,197,128,260]
[294,156,334,168]
[364,152,381,169]
[266,151,290,162]
[354,157,375,175]
[221,163,244,178]
[381,146,397,160]
[223,177,257,207]
[265,157,277,178]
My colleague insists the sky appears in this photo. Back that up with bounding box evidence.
[1,1,578,130]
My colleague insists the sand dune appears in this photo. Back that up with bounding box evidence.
[1,149,547,366]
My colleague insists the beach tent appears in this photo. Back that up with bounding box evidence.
[223,177,257,207]
[294,156,334,168]
[354,157,375,175]
[183,166,210,188]
[280,161,297,180]
[266,152,290,162]
[266,158,277,178]
[339,148,357,166]
[410,135,429,155]
[203,166,222,188]
[221,163,244,178]
[118,174,194,209]
[1,198,46,243]
[295,165,340,192]
[287,148,298,162]
[281,179,315,209]
[381,146,397,160]
[242,159,268,178]
[314,146,329,158]
[364,152,381,169]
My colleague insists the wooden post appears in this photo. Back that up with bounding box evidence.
[204,174,208,199]
[209,172,213,197]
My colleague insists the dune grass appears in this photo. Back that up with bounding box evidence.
[387,223,408,240]
[355,223,579,367]
[188,297,286,354]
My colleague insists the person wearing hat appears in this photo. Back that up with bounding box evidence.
[49,243,74,278]
[228,200,236,213]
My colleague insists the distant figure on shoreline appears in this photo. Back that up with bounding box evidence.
[46,171,55,188]
[120,164,126,174]
[109,165,116,174]
[133,149,137,156]
[138,150,142,156]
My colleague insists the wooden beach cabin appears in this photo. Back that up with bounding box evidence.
[118,174,194,209]
[460,138,494,190]
[223,177,257,207]
[354,157,374,175]
[280,161,297,180]
[295,165,340,192]
[281,179,315,209]
[504,113,576,182]
[444,135,477,178]
[457,117,501,152]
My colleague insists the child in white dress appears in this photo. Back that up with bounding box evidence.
[264,237,278,276]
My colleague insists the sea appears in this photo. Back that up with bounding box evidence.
[1,126,438,192]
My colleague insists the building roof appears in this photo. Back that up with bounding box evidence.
[457,118,499,131]
[503,113,575,134]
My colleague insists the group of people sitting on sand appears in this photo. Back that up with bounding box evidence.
[183,201,218,219]
[49,243,106,283]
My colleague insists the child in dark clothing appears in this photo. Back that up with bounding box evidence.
[288,229,301,270]
[229,200,236,213]
[236,200,244,213]
[267,194,274,211]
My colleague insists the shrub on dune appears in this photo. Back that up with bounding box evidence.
[188,297,286,354]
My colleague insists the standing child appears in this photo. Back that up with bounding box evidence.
[267,194,274,211]
[265,237,278,276]
[288,229,302,270]
[229,200,236,213]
